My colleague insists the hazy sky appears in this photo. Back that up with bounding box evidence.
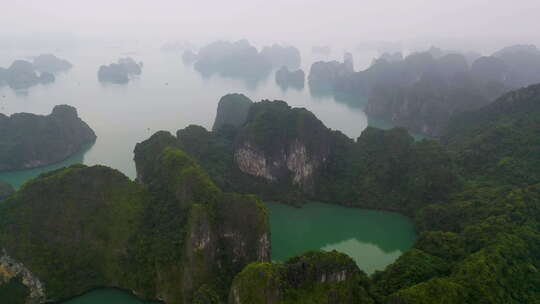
[3,0,540,52]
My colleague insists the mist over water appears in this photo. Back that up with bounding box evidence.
[0,44,373,187]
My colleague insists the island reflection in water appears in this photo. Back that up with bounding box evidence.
[266,201,416,274]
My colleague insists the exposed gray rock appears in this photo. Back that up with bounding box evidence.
[0,249,46,304]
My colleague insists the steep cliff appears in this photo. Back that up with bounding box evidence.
[234,100,337,191]
[228,251,373,304]
[0,105,96,172]
[134,140,271,303]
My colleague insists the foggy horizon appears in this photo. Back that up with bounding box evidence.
[3,0,540,54]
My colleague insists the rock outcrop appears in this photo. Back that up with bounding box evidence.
[275,66,305,90]
[193,40,272,79]
[309,44,540,137]
[155,95,457,212]
[233,100,335,190]
[308,60,354,93]
[0,105,96,172]
[134,141,271,304]
[0,59,64,90]
[362,50,510,136]
[212,94,253,131]
[0,250,45,303]
[32,54,72,73]
[98,57,142,84]
[4,60,41,90]
[228,251,373,304]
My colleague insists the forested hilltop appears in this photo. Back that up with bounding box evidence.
[0,84,539,303]
[138,87,540,303]
[0,149,270,303]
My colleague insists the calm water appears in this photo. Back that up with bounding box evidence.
[266,202,416,275]
[0,45,371,188]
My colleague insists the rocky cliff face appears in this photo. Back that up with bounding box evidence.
[233,100,334,190]
[0,105,96,172]
[228,251,373,304]
[0,250,45,303]
[234,139,319,187]
[134,141,271,303]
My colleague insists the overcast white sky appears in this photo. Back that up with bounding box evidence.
[3,0,540,52]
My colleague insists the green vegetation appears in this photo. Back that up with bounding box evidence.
[0,181,14,200]
[2,82,540,304]
[191,89,540,303]
[0,165,148,301]
[230,251,373,304]
[0,144,269,303]
[0,276,29,304]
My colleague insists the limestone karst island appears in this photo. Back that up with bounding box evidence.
[1,2,540,304]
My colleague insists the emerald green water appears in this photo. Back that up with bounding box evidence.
[65,202,415,303]
[61,289,158,304]
[266,202,416,274]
